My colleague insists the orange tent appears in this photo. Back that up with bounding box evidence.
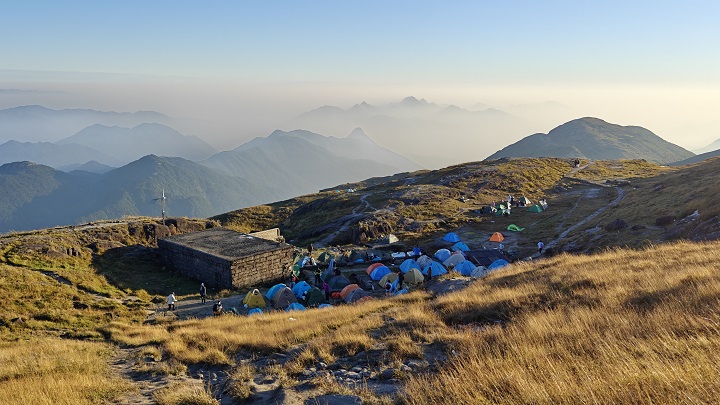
[340,284,361,300]
[366,262,384,275]
[489,232,505,242]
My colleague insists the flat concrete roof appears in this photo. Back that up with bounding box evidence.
[160,227,291,261]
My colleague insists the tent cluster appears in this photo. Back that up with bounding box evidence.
[340,284,374,304]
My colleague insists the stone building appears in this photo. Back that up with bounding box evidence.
[158,227,294,290]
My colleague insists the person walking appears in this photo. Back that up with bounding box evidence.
[537,241,545,254]
[167,292,177,311]
[199,283,207,303]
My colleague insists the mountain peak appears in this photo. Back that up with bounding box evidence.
[347,128,372,142]
[400,96,427,106]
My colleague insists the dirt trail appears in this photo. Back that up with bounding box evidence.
[316,193,374,247]
[544,162,626,252]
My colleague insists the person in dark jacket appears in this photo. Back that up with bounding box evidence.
[199,283,207,303]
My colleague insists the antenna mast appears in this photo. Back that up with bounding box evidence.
[161,188,166,225]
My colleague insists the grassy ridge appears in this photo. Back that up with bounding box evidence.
[402,241,720,404]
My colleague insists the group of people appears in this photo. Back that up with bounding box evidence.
[166,282,223,316]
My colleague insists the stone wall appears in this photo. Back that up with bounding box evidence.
[158,240,233,288]
[158,239,294,290]
[229,245,294,289]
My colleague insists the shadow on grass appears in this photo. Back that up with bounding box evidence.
[91,245,202,297]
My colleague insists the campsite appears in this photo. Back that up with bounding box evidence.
[3,157,720,404]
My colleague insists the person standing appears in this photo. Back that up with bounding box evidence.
[322,281,331,301]
[413,245,421,257]
[167,292,177,311]
[307,243,314,256]
[314,268,322,286]
[538,241,545,254]
[199,283,207,303]
[397,270,405,291]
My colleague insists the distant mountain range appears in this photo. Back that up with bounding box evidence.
[202,128,421,198]
[0,156,279,233]
[0,105,172,143]
[0,123,217,168]
[285,96,536,168]
[693,138,720,155]
[0,126,421,232]
[486,117,695,165]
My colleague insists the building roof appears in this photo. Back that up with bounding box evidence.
[160,227,291,261]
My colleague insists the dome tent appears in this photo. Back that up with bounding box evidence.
[452,241,470,252]
[340,284,361,300]
[242,289,266,309]
[292,281,312,299]
[416,255,433,269]
[443,252,466,268]
[454,260,477,276]
[442,232,461,243]
[304,287,326,307]
[489,232,505,242]
[400,259,421,273]
[434,249,452,262]
[369,265,392,281]
[272,287,297,309]
[266,283,287,300]
[488,259,510,270]
[328,275,351,291]
[404,268,425,285]
[422,261,448,277]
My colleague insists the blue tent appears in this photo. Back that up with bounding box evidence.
[394,289,409,296]
[488,259,510,270]
[452,241,470,252]
[370,265,392,281]
[442,232,461,243]
[292,281,312,299]
[400,259,421,273]
[318,303,333,309]
[248,308,263,316]
[266,283,287,300]
[455,260,476,276]
[434,248,452,262]
[422,261,448,276]
[286,302,307,312]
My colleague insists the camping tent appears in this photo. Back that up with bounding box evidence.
[489,232,505,242]
[488,259,510,270]
[422,261,448,277]
[404,268,425,285]
[266,283,287,300]
[304,287,326,307]
[434,249,452,262]
[528,204,544,213]
[378,234,399,244]
[416,255,433,269]
[292,281,313,299]
[454,260,477,276]
[321,268,335,282]
[286,302,306,312]
[248,308,263,316]
[317,252,333,263]
[272,287,297,309]
[366,263,384,275]
[470,266,487,278]
[345,288,370,303]
[507,224,525,232]
[400,259,421,273]
[340,284,361,300]
[242,289,266,309]
[369,265,391,281]
[379,272,399,287]
[328,275,351,291]
[443,252,467,268]
[452,241,470,252]
[442,232,461,243]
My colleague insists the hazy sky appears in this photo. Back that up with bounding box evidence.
[2,1,719,150]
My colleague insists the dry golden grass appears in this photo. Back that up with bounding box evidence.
[227,363,256,400]
[0,338,129,405]
[100,321,170,346]
[403,240,720,404]
[153,381,218,405]
[163,299,393,364]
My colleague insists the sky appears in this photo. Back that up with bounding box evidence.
[2,0,720,151]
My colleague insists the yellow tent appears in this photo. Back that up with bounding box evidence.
[242,289,266,309]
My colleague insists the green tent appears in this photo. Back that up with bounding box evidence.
[528,204,544,213]
[507,224,525,232]
[317,252,333,263]
[303,287,326,307]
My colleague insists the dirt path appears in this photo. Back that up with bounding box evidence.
[544,162,626,252]
[316,193,374,247]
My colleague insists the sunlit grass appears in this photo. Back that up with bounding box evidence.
[0,338,129,405]
[402,241,720,404]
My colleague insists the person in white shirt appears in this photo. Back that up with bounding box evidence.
[167,292,177,310]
